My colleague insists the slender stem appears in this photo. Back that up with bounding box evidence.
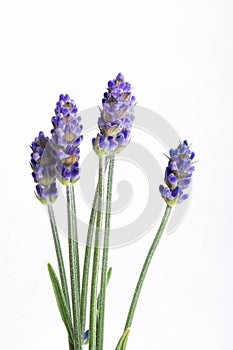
[124,205,172,332]
[89,156,105,350]
[69,340,74,350]
[47,203,74,350]
[80,159,110,339]
[80,188,98,337]
[47,203,71,316]
[70,184,81,302]
[67,184,82,350]
[97,155,115,350]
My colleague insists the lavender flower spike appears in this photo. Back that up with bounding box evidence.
[159,140,195,206]
[30,131,58,204]
[50,94,83,185]
[93,73,136,156]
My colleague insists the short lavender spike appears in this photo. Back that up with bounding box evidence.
[159,140,196,206]
[30,132,58,204]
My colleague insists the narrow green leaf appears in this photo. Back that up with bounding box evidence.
[121,328,130,350]
[95,267,113,344]
[47,263,73,343]
[107,267,112,285]
[115,328,130,350]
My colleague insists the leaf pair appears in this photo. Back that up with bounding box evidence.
[48,264,113,346]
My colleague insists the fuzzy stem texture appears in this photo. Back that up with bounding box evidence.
[124,205,172,338]
[89,157,105,350]
[67,184,82,350]
[97,155,115,350]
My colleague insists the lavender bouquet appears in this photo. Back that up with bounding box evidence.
[29,73,196,350]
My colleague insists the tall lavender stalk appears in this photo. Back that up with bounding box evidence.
[30,132,73,348]
[51,94,83,350]
[119,140,196,349]
[90,73,136,350]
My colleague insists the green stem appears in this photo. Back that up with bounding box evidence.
[124,205,172,333]
[67,184,82,350]
[80,158,110,338]
[69,340,74,350]
[47,203,71,316]
[80,188,98,337]
[97,155,115,350]
[89,156,105,350]
[47,203,74,350]
[70,184,81,302]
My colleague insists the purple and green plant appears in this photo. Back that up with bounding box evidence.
[29,74,195,350]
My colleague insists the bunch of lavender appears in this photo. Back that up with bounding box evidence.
[29,77,196,350]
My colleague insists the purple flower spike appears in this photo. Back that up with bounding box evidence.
[30,132,58,204]
[50,94,83,185]
[159,140,196,206]
[93,73,136,156]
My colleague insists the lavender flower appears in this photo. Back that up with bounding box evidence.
[50,94,83,185]
[159,140,195,206]
[93,73,136,156]
[30,131,58,204]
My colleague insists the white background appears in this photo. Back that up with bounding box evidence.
[0,0,232,349]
